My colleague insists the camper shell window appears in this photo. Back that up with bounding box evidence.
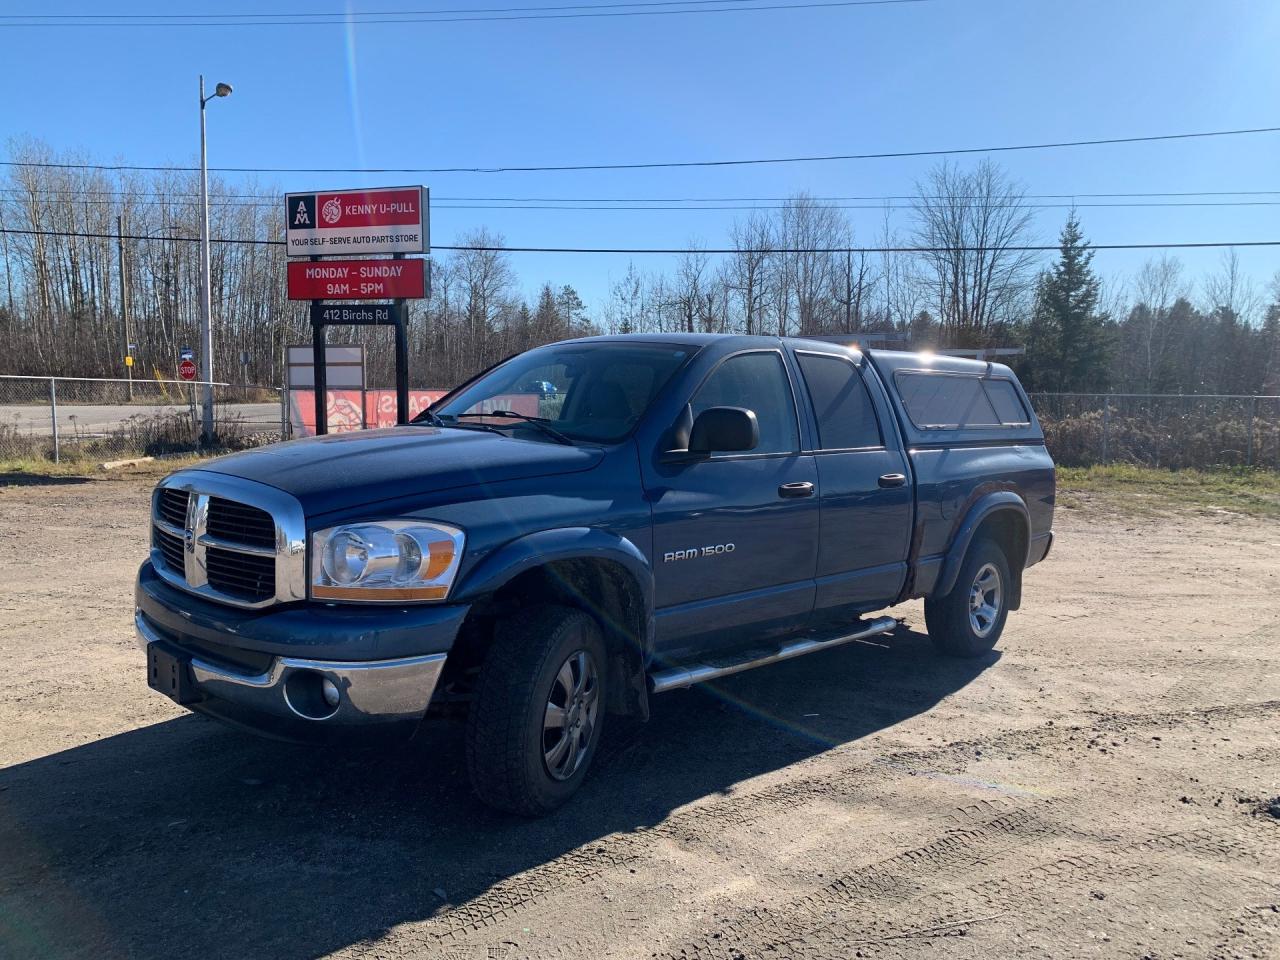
[895,371,1031,430]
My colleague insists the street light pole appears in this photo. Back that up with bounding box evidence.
[198,75,232,445]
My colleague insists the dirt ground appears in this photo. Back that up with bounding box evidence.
[1,475,1277,960]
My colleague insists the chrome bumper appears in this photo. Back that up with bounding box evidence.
[136,610,445,725]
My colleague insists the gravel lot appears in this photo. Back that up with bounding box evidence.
[1,474,1277,960]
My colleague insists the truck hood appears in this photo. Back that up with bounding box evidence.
[198,426,604,515]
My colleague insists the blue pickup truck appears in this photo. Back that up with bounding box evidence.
[136,334,1054,814]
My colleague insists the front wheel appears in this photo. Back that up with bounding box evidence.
[465,604,607,816]
[924,538,1011,658]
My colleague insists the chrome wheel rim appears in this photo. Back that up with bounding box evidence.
[543,649,600,781]
[968,563,1003,638]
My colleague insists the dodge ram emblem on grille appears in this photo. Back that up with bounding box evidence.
[184,527,195,552]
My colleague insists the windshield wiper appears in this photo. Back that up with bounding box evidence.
[439,418,507,437]
[456,410,575,445]
[410,409,445,426]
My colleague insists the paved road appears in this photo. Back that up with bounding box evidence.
[0,402,281,436]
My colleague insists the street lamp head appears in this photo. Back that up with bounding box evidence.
[214,82,233,98]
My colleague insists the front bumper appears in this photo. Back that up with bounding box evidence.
[136,610,446,726]
[135,560,469,735]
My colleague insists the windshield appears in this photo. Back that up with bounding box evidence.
[426,342,691,444]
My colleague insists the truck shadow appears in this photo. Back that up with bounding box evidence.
[0,625,995,960]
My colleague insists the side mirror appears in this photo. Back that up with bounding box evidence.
[689,406,758,454]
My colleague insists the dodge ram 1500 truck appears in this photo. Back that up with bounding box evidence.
[136,334,1054,814]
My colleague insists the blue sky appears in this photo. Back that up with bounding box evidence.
[3,0,1279,312]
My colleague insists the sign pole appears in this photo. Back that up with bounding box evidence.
[393,252,409,426]
[311,257,328,436]
[117,214,133,402]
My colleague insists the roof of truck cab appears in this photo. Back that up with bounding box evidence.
[556,334,1015,379]
[561,332,755,348]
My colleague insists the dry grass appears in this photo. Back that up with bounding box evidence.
[1058,464,1280,520]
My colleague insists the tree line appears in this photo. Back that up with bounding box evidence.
[2,138,1278,395]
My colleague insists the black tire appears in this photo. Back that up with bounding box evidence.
[465,604,607,816]
[924,537,1012,658]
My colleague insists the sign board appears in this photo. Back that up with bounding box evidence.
[285,186,427,258]
[178,358,197,381]
[286,344,365,390]
[310,303,404,326]
[287,258,426,301]
[125,356,134,368]
[179,346,194,361]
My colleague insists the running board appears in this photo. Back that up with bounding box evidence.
[648,615,900,694]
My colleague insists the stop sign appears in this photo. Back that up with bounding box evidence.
[178,358,197,382]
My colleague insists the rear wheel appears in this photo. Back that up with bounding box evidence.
[465,604,607,816]
[924,538,1011,658]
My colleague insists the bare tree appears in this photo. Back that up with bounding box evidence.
[1203,248,1262,326]
[727,213,772,335]
[829,220,876,334]
[913,160,1037,347]
[779,194,842,337]
[1129,255,1187,392]
[606,261,648,334]
[875,206,923,332]
[453,228,516,374]
[665,244,710,334]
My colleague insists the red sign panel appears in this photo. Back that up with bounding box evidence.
[285,186,428,257]
[286,390,542,437]
[317,189,420,228]
[287,389,448,437]
[287,258,426,301]
[178,358,197,381]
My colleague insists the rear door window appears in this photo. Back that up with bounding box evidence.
[795,352,882,449]
[896,372,1029,429]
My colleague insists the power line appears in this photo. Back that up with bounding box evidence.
[7,187,1280,202]
[3,125,1277,175]
[0,0,930,27]
[4,226,1278,255]
[0,0,873,18]
[3,0,786,17]
[8,194,1280,212]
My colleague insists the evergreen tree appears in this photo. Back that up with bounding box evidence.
[1262,303,1280,394]
[533,284,561,342]
[1023,215,1112,392]
[558,285,588,336]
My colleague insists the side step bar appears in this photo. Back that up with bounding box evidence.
[648,615,900,694]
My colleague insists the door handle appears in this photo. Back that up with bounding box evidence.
[878,473,907,488]
[778,481,815,498]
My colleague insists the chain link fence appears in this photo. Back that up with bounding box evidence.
[3,376,1278,471]
[0,376,284,464]
[1029,393,1280,470]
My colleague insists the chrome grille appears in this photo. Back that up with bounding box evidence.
[149,472,307,609]
[157,488,189,529]
[207,497,275,549]
[206,546,275,602]
[153,526,186,575]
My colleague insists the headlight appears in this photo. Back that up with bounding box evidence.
[310,521,464,602]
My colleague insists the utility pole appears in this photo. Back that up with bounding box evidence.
[117,214,133,400]
[198,74,233,444]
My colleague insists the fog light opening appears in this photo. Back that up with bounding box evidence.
[283,669,341,720]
